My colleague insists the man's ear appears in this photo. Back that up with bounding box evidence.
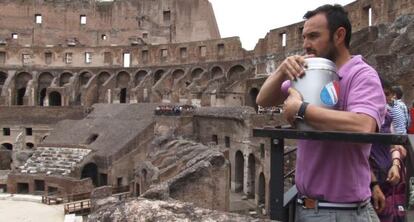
[334,27,346,46]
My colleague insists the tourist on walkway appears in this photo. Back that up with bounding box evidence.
[370,79,407,222]
[256,4,385,222]
[390,86,410,134]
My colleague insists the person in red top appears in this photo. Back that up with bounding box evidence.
[408,101,414,134]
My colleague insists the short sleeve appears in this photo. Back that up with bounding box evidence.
[346,67,386,129]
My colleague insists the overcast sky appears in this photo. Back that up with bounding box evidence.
[209,0,356,50]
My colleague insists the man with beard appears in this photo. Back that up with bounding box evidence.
[256,4,385,222]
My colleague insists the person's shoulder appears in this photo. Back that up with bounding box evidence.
[347,55,378,76]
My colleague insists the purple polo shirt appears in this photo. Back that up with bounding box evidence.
[282,55,386,202]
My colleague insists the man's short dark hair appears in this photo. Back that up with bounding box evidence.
[392,85,404,99]
[303,4,352,49]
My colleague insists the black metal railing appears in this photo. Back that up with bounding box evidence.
[253,127,414,222]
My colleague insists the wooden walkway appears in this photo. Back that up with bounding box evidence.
[64,199,91,215]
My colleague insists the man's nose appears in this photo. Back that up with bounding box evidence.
[302,39,310,49]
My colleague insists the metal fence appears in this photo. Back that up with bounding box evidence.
[253,127,414,222]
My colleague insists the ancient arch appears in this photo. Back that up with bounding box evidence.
[116,71,130,103]
[171,69,185,84]
[39,88,47,106]
[211,66,224,79]
[153,70,165,85]
[120,88,127,103]
[227,65,246,81]
[60,72,73,86]
[26,143,34,149]
[15,72,32,105]
[0,144,12,170]
[81,162,98,187]
[140,168,148,193]
[258,173,265,206]
[248,88,259,112]
[135,70,148,86]
[191,68,204,80]
[79,71,92,86]
[1,143,13,150]
[38,72,54,106]
[116,71,131,88]
[235,150,244,193]
[16,88,26,105]
[248,154,256,198]
[97,72,110,103]
[38,72,53,86]
[49,91,62,106]
[0,71,8,85]
[97,72,110,86]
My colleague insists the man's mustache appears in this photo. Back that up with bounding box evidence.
[305,48,317,55]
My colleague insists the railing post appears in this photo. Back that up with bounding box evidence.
[269,138,285,221]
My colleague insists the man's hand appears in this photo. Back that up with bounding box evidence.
[275,55,307,81]
[372,185,386,213]
[387,165,401,185]
[283,88,303,125]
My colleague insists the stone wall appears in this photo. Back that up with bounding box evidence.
[7,173,93,195]
[0,0,220,47]
[0,37,244,67]
[0,106,86,153]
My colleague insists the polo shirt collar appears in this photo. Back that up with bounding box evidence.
[337,55,362,78]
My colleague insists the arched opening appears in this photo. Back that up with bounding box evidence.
[135,71,147,86]
[172,69,185,84]
[15,72,32,88]
[141,169,147,192]
[248,154,256,198]
[38,72,53,106]
[249,88,259,112]
[81,163,98,187]
[16,88,26,105]
[228,65,246,81]
[98,72,110,86]
[153,70,164,85]
[120,88,127,103]
[1,143,13,150]
[49,91,62,106]
[235,151,244,193]
[15,72,32,105]
[26,143,34,149]
[258,173,265,206]
[191,68,204,80]
[211,66,223,79]
[60,72,73,86]
[0,72,7,86]
[135,183,140,197]
[38,72,53,92]
[79,72,92,86]
[0,145,12,170]
[39,88,47,106]
[116,71,130,88]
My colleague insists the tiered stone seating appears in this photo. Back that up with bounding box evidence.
[20,147,91,176]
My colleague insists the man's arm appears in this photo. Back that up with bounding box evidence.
[283,88,377,133]
[304,104,377,132]
[370,171,385,212]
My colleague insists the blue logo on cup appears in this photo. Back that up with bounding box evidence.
[320,81,339,106]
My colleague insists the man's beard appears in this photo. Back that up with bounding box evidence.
[306,40,338,62]
[319,41,338,62]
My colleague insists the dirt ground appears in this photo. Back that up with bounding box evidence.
[0,200,64,222]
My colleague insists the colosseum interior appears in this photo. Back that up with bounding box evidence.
[0,0,414,220]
